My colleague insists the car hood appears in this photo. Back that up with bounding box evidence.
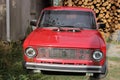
[28,28,101,48]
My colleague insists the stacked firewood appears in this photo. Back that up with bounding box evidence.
[63,0,120,36]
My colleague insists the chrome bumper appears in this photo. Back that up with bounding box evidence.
[25,62,102,73]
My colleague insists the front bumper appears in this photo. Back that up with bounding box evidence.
[25,62,103,73]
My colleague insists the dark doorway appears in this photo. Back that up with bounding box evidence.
[30,0,52,19]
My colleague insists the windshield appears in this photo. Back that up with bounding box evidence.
[39,10,96,29]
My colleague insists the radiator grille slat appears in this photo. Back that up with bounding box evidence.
[49,48,76,59]
[37,48,93,60]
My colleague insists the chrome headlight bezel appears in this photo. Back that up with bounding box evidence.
[25,47,37,58]
[92,50,103,61]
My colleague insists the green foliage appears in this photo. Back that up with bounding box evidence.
[105,37,120,45]
[108,57,120,61]
[26,26,33,36]
[106,37,112,43]
[0,41,49,80]
[18,75,29,80]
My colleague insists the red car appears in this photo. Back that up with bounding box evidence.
[23,7,107,79]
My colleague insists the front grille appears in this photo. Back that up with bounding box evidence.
[49,48,76,59]
[37,47,93,60]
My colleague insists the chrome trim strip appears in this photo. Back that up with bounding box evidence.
[26,62,102,68]
[25,62,102,73]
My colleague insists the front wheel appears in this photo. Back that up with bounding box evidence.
[89,63,108,80]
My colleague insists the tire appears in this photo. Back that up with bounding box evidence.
[89,62,108,80]
[22,61,33,73]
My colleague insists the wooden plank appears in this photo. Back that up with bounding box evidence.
[0,1,6,40]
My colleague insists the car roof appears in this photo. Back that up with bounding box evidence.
[43,6,94,12]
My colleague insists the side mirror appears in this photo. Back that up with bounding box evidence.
[98,23,106,29]
[30,20,37,26]
[30,20,37,30]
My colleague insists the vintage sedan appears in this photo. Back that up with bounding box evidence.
[23,6,107,79]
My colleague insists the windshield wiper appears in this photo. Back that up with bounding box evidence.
[60,26,83,32]
[40,24,61,28]
[60,25,75,28]
[40,24,65,32]
[74,26,83,30]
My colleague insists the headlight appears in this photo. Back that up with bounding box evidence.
[93,51,103,61]
[25,47,37,58]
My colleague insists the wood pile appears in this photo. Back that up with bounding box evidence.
[63,0,120,37]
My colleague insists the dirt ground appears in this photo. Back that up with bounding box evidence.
[107,43,120,58]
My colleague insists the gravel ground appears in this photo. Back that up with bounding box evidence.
[107,43,120,58]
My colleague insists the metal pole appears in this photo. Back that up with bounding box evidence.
[6,0,10,41]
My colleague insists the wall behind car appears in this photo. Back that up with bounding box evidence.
[10,0,52,41]
[0,0,52,41]
[0,0,6,40]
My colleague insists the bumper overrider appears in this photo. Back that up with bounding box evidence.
[24,62,104,73]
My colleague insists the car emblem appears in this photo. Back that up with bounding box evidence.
[62,50,67,57]
[80,55,85,59]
